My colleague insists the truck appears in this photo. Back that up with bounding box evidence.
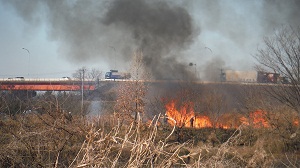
[221,70,283,83]
[105,70,131,80]
[221,70,258,83]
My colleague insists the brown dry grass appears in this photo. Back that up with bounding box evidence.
[74,114,300,168]
[0,112,299,167]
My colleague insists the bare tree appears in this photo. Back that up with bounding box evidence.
[72,67,102,90]
[87,68,103,81]
[114,51,150,123]
[72,67,102,80]
[72,67,86,80]
[202,89,227,128]
[254,26,300,115]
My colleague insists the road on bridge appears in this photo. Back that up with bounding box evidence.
[0,78,96,91]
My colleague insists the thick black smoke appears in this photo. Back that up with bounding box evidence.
[102,0,197,80]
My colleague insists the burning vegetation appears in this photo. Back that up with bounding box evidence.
[165,100,299,129]
[165,100,212,128]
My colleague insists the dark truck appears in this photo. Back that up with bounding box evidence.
[105,70,131,80]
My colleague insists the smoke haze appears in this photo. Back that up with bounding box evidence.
[1,0,300,80]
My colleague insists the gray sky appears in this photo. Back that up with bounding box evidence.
[0,0,299,80]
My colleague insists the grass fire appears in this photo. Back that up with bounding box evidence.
[165,100,299,129]
[1,59,300,168]
[1,0,300,166]
[165,100,212,128]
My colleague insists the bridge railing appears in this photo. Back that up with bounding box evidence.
[0,78,98,82]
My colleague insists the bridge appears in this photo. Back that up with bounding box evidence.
[0,77,288,92]
[0,78,96,91]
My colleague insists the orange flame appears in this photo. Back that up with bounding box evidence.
[193,115,212,128]
[165,100,274,129]
[240,110,269,128]
[294,119,299,126]
[165,100,195,127]
[165,100,213,128]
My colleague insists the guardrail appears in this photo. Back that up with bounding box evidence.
[0,78,98,82]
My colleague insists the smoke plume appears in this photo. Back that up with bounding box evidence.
[2,0,300,80]
[102,0,198,80]
[2,0,198,80]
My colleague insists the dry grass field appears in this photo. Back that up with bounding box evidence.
[0,110,299,167]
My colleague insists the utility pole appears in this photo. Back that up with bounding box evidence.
[81,68,85,115]
[220,68,225,82]
[194,63,197,78]
[189,62,197,79]
[22,48,30,77]
[109,46,116,69]
[22,48,30,100]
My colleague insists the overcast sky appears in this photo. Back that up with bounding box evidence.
[0,0,299,80]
